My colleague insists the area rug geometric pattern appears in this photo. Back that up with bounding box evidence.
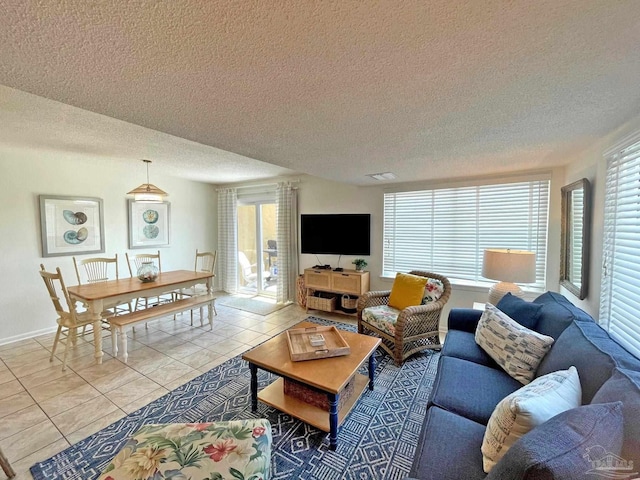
[30,318,440,480]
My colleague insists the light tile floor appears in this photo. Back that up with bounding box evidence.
[0,301,355,479]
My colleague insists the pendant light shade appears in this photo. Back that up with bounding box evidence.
[127,160,168,203]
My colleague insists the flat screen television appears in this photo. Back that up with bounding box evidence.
[300,214,371,256]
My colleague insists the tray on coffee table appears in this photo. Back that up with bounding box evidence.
[286,325,350,361]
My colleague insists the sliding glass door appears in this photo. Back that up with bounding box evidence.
[237,202,277,296]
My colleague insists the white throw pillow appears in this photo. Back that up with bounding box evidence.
[475,303,554,384]
[481,366,582,472]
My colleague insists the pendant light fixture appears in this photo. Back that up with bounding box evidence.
[127,159,168,203]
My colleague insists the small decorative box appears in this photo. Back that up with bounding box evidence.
[309,333,325,346]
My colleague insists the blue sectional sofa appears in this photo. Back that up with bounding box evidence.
[409,292,640,480]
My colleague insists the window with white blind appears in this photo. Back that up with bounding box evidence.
[383,178,550,288]
[600,136,640,359]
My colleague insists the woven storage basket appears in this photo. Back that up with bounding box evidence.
[341,294,358,310]
[307,294,336,312]
[296,275,307,307]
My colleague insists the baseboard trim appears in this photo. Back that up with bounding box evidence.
[0,326,58,347]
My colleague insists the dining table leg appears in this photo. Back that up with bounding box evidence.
[89,299,104,364]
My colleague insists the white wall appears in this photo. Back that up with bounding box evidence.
[0,150,217,345]
[297,175,382,278]
[562,112,640,318]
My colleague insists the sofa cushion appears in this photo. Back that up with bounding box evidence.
[485,402,624,480]
[442,330,497,367]
[591,367,640,466]
[536,320,640,404]
[475,304,554,384]
[388,272,427,310]
[496,293,543,330]
[410,407,487,480]
[447,308,483,333]
[533,291,593,339]
[481,367,582,472]
[361,304,400,336]
[429,356,522,425]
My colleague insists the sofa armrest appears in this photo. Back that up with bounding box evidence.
[447,308,483,333]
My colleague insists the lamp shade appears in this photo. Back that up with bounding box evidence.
[127,183,168,203]
[127,159,168,203]
[482,249,536,283]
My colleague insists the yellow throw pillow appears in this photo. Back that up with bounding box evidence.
[388,273,428,310]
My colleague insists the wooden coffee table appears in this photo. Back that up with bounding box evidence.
[242,321,381,450]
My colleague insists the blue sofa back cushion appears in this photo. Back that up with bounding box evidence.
[591,367,640,466]
[496,293,543,330]
[533,291,593,339]
[441,330,497,368]
[536,320,640,404]
[485,402,624,480]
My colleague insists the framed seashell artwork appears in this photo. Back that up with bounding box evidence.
[128,200,170,249]
[39,195,105,257]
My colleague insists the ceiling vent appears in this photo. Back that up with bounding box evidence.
[367,172,397,181]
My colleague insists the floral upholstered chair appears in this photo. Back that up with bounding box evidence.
[357,270,451,365]
[98,419,272,480]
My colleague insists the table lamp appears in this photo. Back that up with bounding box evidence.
[482,249,536,305]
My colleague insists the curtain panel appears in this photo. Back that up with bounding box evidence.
[276,183,298,304]
[217,188,238,294]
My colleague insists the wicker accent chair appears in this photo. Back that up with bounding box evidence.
[357,270,451,365]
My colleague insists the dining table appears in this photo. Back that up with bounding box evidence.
[67,270,215,364]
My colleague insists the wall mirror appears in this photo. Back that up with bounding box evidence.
[560,178,591,299]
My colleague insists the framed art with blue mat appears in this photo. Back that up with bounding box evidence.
[30,318,439,480]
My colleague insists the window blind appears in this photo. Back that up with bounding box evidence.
[383,179,550,288]
[600,138,640,359]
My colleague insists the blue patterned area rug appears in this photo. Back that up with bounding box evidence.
[31,318,439,480]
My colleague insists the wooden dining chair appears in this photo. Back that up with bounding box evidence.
[126,251,170,310]
[73,254,131,317]
[73,255,119,284]
[126,250,162,278]
[177,250,217,325]
[39,264,98,371]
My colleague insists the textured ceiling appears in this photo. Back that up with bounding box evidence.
[1,1,640,185]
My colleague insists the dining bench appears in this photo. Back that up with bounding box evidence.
[109,293,215,362]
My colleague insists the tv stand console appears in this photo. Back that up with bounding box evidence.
[304,268,370,316]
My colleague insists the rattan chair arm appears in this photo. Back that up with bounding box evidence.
[402,301,447,316]
[357,290,391,310]
[395,304,443,336]
[363,290,392,299]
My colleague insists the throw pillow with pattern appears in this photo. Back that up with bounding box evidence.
[475,303,554,384]
[422,278,445,304]
[481,366,582,472]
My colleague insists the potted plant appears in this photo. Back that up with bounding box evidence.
[352,258,368,271]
